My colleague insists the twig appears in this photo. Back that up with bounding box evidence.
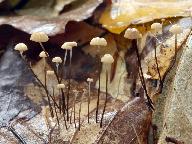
[165,136,184,144]
[8,126,27,144]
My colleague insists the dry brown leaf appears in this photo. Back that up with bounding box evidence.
[0,0,104,36]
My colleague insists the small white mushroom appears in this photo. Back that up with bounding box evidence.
[101,54,114,64]
[124,28,142,39]
[39,51,48,58]
[61,41,77,65]
[100,54,114,127]
[90,37,107,46]
[151,23,162,34]
[30,32,49,43]
[52,57,62,74]
[14,43,28,55]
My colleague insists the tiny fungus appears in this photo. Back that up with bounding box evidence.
[100,54,114,127]
[61,41,77,121]
[169,24,183,68]
[52,57,62,74]
[151,23,163,89]
[124,28,154,110]
[90,37,107,123]
[87,78,93,123]
[14,43,28,56]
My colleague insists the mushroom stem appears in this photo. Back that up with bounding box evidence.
[52,87,60,127]
[154,39,163,90]
[96,55,101,123]
[66,49,73,121]
[134,39,154,110]
[78,91,84,131]
[100,69,108,128]
[56,63,59,75]
[88,82,91,123]
[73,92,77,128]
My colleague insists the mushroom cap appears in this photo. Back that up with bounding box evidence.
[90,37,107,46]
[61,41,77,50]
[14,43,28,52]
[46,70,54,75]
[30,32,49,43]
[57,84,65,89]
[87,78,93,82]
[39,51,48,58]
[169,24,183,34]
[124,28,142,39]
[52,57,62,63]
[151,23,162,34]
[101,54,114,64]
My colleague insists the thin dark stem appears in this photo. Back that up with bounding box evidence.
[44,68,54,118]
[66,51,72,121]
[39,43,66,115]
[8,126,27,144]
[154,40,163,91]
[73,95,76,128]
[78,93,83,131]
[100,69,108,128]
[52,87,60,127]
[134,39,154,110]
[96,58,101,123]
[88,83,90,123]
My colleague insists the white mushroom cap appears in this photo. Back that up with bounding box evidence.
[101,54,114,64]
[151,23,162,34]
[52,57,62,63]
[61,41,77,50]
[87,78,93,82]
[14,43,28,53]
[169,24,183,34]
[30,32,49,43]
[124,28,142,39]
[46,70,54,75]
[39,51,48,58]
[57,84,65,89]
[90,37,107,46]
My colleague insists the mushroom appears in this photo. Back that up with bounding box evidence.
[52,57,62,74]
[61,41,77,121]
[100,54,114,127]
[150,23,163,88]
[14,43,28,56]
[124,28,154,110]
[169,24,183,68]
[90,37,107,123]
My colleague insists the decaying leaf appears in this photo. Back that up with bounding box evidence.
[0,0,104,35]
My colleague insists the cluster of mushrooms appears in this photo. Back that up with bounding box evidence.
[14,21,183,130]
